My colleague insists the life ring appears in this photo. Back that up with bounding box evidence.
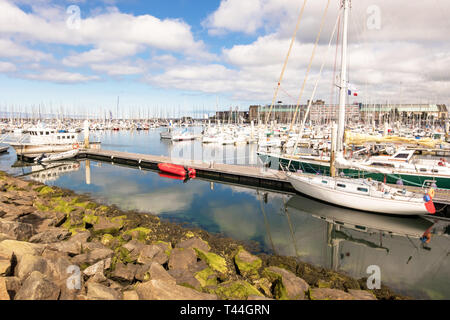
[72,143,80,150]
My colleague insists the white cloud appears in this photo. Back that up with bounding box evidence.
[24,69,99,83]
[0,61,16,72]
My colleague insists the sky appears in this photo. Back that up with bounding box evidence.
[0,0,449,118]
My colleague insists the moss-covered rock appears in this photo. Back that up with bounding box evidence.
[215,280,263,300]
[194,248,227,275]
[36,186,54,195]
[101,234,115,246]
[234,246,262,279]
[194,267,218,288]
[123,227,151,242]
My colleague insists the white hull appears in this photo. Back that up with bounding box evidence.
[10,142,101,155]
[288,174,429,215]
[36,149,80,163]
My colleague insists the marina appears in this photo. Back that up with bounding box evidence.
[0,0,449,304]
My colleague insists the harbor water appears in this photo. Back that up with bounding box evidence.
[0,129,449,299]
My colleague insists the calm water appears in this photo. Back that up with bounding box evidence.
[0,129,449,299]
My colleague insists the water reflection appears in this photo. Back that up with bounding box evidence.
[0,130,449,299]
[284,195,450,299]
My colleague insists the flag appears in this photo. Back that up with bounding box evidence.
[348,84,358,97]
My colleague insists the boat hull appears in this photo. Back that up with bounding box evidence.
[10,142,101,155]
[259,153,450,190]
[287,174,429,215]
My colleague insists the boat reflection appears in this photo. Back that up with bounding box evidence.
[283,194,449,298]
[27,161,81,183]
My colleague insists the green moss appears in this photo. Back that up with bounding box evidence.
[215,280,263,300]
[194,267,218,287]
[185,231,195,238]
[34,201,51,212]
[101,234,115,246]
[194,248,227,274]
[114,246,135,264]
[262,268,288,300]
[38,186,54,195]
[124,227,151,242]
[83,213,99,226]
[318,279,332,288]
[234,246,262,278]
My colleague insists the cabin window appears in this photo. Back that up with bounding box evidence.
[62,136,65,139]
[57,136,60,140]
[72,135,75,139]
[419,168,427,172]
[46,132,49,135]
[322,180,328,184]
[355,225,366,230]
[394,153,409,159]
[337,183,346,188]
[432,169,438,173]
[40,131,43,135]
[357,187,368,193]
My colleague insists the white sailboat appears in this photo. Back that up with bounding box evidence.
[286,0,435,216]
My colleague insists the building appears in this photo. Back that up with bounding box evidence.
[248,100,361,124]
[359,104,448,125]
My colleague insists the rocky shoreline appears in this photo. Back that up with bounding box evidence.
[0,170,407,300]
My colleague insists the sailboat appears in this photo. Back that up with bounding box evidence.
[286,0,435,216]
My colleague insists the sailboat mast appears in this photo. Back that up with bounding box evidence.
[337,0,349,152]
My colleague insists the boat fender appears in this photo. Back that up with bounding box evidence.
[428,188,435,199]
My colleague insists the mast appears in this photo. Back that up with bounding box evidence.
[337,0,349,152]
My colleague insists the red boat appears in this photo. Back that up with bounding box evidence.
[158,163,196,178]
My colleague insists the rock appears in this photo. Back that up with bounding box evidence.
[144,262,176,284]
[247,295,274,300]
[0,277,9,300]
[82,241,108,252]
[136,279,217,300]
[83,258,111,277]
[168,248,197,271]
[91,216,123,235]
[176,237,210,252]
[86,272,108,285]
[15,271,60,300]
[0,219,34,241]
[137,244,161,264]
[194,267,218,288]
[72,248,114,267]
[0,240,45,261]
[3,277,21,298]
[194,248,228,275]
[264,266,309,300]
[215,280,264,300]
[15,254,49,280]
[309,288,355,300]
[168,269,201,289]
[29,228,71,243]
[0,233,13,242]
[121,240,145,261]
[48,231,90,256]
[86,282,122,300]
[348,289,377,300]
[123,290,139,300]
[46,256,75,282]
[234,247,262,278]
[0,258,11,276]
[137,244,169,265]
[111,262,138,282]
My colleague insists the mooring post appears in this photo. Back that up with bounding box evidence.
[84,119,90,149]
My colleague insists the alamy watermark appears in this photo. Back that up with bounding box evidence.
[366,5,381,30]
[366,265,381,289]
[66,5,81,30]
[66,265,81,290]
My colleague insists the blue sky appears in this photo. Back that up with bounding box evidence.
[0,0,449,118]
